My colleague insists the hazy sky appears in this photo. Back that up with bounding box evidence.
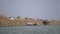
[0,0,60,20]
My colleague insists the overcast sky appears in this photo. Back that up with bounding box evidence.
[0,0,60,20]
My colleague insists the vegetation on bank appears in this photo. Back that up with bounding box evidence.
[0,15,60,27]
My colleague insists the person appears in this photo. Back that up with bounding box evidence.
[43,20,49,25]
[43,20,47,25]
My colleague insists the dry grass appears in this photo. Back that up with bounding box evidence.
[0,15,60,27]
[48,20,60,25]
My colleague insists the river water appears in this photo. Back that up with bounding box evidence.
[0,25,60,34]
